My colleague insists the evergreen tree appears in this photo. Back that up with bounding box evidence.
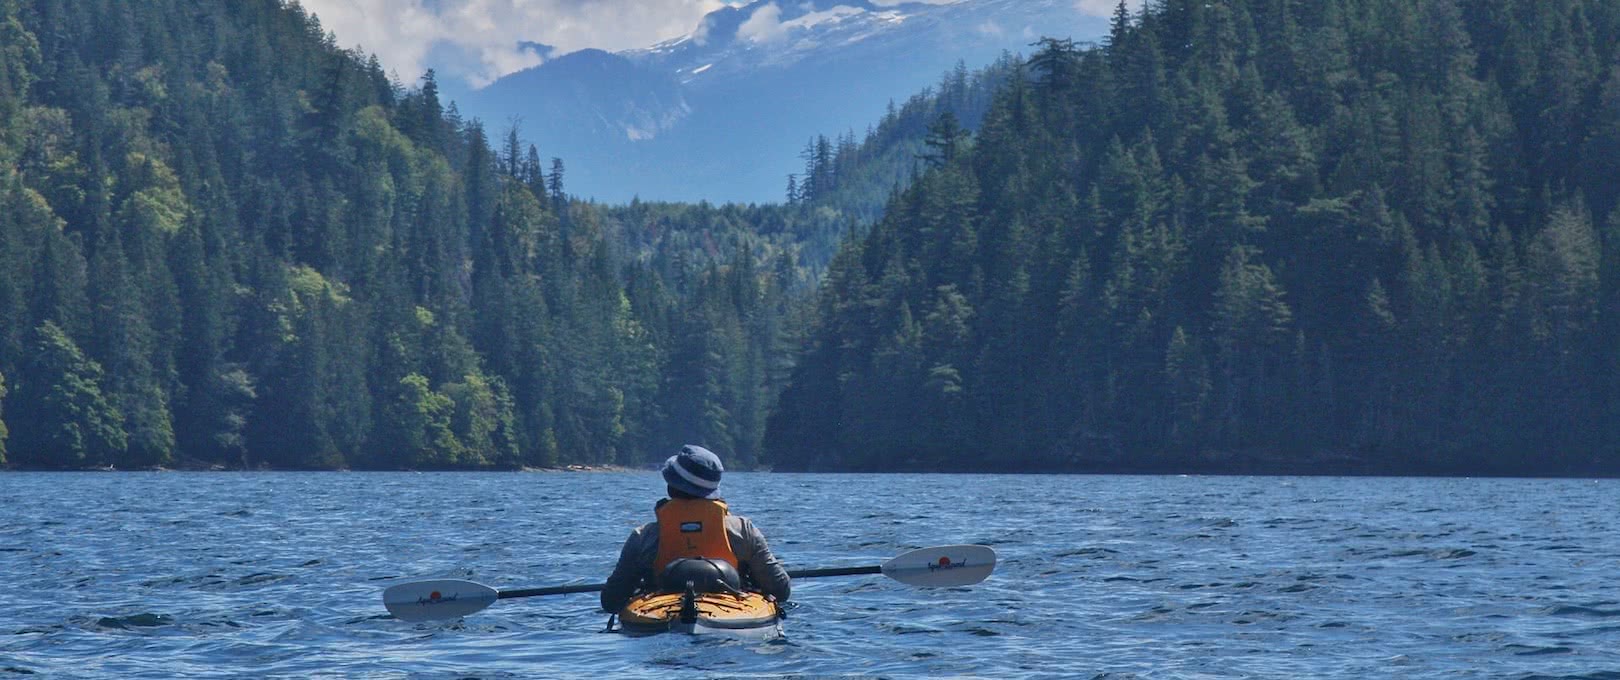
[10,322,126,467]
[770,0,1620,474]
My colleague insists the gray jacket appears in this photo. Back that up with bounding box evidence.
[601,500,791,613]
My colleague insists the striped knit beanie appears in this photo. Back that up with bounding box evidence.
[662,445,723,499]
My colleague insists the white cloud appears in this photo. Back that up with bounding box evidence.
[299,0,737,87]
[738,3,787,43]
[1072,0,1144,17]
[783,5,864,30]
[738,3,873,44]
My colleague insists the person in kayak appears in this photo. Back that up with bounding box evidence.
[601,445,791,613]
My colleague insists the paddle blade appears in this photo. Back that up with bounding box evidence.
[880,545,996,587]
[383,579,499,622]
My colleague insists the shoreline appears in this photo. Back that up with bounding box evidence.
[2,463,1616,479]
[0,463,649,473]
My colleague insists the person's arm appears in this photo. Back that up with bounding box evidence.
[601,527,652,613]
[736,517,791,602]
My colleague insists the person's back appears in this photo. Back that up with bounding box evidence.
[600,445,791,613]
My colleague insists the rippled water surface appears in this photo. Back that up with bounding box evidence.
[2,472,1618,678]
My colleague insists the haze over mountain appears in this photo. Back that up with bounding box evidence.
[447,0,1110,203]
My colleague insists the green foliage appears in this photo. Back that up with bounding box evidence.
[9,322,126,467]
[11,0,1616,475]
[0,0,815,470]
[384,373,465,469]
[442,372,519,467]
[767,0,1620,474]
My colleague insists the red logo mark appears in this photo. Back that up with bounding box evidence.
[938,557,951,566]
[430,591,441,601]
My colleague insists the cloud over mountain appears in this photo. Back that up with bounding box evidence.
[299,0,737,86]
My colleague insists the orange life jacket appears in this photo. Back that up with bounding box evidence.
[653,498,739,573]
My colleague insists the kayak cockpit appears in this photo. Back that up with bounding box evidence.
[617,589,782,637]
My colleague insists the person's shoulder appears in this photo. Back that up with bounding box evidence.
[726,513,764,535]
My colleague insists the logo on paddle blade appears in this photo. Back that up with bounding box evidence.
[416,590,459,606]
[927,556,969,572]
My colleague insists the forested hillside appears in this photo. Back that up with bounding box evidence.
[767,0,1620,475]
[0,0,825,470]
[788,55,1022,224]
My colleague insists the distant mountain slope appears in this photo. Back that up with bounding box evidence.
[456,0,1108,203]
[788,52,1025,224]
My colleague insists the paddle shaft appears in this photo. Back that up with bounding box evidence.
[499,583,604,599]
[788,565,881,579]
[493,566,880,600]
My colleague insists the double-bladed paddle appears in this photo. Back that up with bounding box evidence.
[383,544,996,623]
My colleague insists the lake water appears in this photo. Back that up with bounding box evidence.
[1,472,1617,678]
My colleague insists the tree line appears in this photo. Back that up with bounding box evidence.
[765,0,1620,475]
[7,0,1618,476]
[0,0,847,470]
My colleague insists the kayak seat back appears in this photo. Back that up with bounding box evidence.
[659,557,742,593]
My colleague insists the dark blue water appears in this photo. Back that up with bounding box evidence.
[1,472,1617,678]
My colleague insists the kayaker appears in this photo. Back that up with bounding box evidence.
[601,445,791,613]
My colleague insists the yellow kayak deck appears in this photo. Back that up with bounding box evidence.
[619,591,781,636]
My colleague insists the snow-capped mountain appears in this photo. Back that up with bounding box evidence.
[455,0,1108,203]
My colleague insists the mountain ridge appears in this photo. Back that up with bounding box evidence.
[453,0,1108,203]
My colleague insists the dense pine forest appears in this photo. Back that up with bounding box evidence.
[0,0,852,470]
[4,0,1619,476]
[766,0,1620,475]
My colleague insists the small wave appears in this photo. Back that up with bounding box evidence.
[3,667,38,675]
[96,613,174,629]
[345,614,396,624]
[1516,673,1620,680]
[236,572,289,586]
[1547,605,1620,618]
[1503,644,1573,656]
[1056,547,1119,558]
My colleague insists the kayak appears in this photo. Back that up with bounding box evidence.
[618,590,782,637]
